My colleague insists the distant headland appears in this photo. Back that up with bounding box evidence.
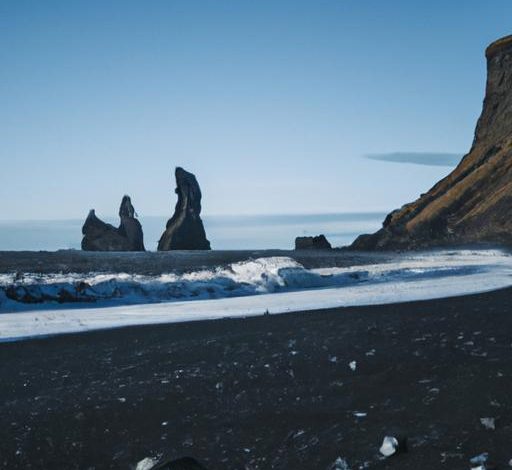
[352,34,512,249]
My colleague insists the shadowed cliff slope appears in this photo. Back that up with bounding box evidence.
[352,35,512,250]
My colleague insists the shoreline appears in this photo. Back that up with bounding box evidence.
[2,288,512,468]
[3,271,512,343]
[2,248,512,342]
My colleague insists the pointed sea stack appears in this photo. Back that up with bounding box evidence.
[351,35,512,250]
[158,167,211,251]
[81,195,145,251]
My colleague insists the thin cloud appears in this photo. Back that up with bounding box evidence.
[365,152,462,167]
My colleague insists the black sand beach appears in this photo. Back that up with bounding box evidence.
[0,249,396,275]
[2,288,512,469]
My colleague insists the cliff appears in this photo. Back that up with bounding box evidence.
[352,35,512,250]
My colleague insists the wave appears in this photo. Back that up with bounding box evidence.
[2,249,512,341]
[0,251,501,312]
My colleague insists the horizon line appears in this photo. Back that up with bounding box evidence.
[0,210,390,223]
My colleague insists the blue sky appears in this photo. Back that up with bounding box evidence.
[1,1,512,219]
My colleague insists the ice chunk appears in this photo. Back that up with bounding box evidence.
[379,436,399,457]
[135,457,158,470]
[470,452,489,469]
[480,417,495,430]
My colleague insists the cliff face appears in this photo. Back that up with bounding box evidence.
[158,167,211,251]
[352,35,512,250]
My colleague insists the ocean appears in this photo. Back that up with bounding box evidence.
[0,212,386,251]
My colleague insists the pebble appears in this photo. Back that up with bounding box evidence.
[480,417,495,430]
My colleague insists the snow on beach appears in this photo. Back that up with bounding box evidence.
[1,249,512,341]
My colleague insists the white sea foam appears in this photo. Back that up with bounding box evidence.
[1,249,512,341]
[0,252,498,310]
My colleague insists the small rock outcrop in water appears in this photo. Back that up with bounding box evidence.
[158,167,211,251]
[352,35,512,249]
[295,235,332,250]
[81,195,145,251]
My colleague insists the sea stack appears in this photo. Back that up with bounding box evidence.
[295,235,332,250]
[158,167,211,250]
[81,195,145,251]
[352,35,512,250]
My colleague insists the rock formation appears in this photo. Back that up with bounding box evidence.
[158,167,211,251]
[352,35,512,250]
[81,195,145,251]
[295,234,332,250]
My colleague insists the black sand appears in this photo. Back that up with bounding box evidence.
[2,289,512,469]
[0,249,396,275]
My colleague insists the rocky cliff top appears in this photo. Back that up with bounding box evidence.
[486,34,512,58]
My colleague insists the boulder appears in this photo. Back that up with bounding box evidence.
[351,35,512,250]
[295,234,332,250]
[81,195,145,251]
[158,167,211,251]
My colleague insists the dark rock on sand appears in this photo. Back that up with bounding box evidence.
[81,195,145,251]
[4,282,96,305]
[158,167,211,251]
[295,234,332,250]
[352,35,512,250]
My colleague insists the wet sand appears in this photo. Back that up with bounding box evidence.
[2,288,512,469]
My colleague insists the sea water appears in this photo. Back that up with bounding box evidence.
[0,212,385,251]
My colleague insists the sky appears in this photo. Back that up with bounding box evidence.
[1,1,512,220]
